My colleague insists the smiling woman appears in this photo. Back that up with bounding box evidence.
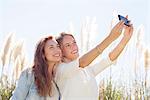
[10,35,62,100]
[54,17,134,99]
[56,33,79,62]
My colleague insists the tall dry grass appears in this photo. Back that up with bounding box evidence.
[98,20,150,99]
[144,48,150,69]
[0,33,27,100]
[12,55,22,83]
[0,33,27,83]
[0,33,14,76]
[144,48,150,99]
[11,41,24,61]
[80,17,99,55]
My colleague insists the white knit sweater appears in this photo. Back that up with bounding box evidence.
[55,56,115,100]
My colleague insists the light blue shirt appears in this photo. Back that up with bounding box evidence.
[10,68,60,100]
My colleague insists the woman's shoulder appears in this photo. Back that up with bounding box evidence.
[58,58,79,68]
[22,67,33,75]
[20,67,34,81]
[55,58,80,79]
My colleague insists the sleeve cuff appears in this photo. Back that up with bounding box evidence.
[107,56,117,65]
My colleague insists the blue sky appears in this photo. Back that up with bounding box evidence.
[0,0,149,61]
[0,0,150,83]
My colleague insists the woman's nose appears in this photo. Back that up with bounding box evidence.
[55,48,61,53]
[72,44,77,50]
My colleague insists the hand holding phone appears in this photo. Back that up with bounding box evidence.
[118,15,130,26]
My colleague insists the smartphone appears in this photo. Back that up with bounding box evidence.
[118,15,130,26]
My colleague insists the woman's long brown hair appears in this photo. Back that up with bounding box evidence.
[32,36,54,96]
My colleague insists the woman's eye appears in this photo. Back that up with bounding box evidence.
[73,41,76,44]
[57,45,60,48]
[49,46,54,49]
[66,44,70,47]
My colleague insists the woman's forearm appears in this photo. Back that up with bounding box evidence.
[79,34,116,67]
[79,21,124,68]
[109,37,130,61]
